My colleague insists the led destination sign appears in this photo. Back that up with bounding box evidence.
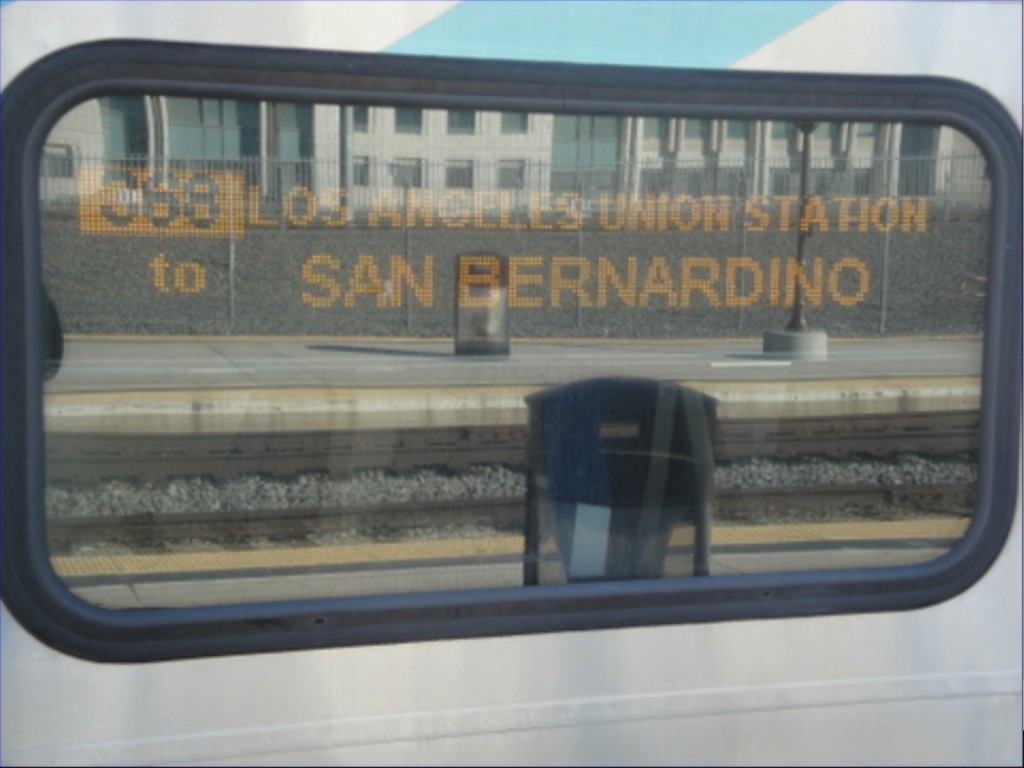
[300,253,870,310]
[78,167,932,238]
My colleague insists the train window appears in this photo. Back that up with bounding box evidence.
[3,42,1019,660]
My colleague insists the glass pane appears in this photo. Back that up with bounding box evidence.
[856,122,878,138]
[395,107,422,134]
[277,129,300,160]
[353,106,369,132]
[41,98,988,608]
[391,157,423,188]
[726,120,749,139]
[501,111,528,134]
[498,160,525,190]
[202,99,222,126]
[353,156,370,187]
[169,125,203,159]
[100,96,147,157]
[447,109,476,134]
[166,96,202,124]
[684,118,709,140]
[446,160,473,189]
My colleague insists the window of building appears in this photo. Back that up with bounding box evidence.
[352,156,370,187]
[899,124,940,196]
[273,102,313,160]
[642,118,671,153]
[167,98,239,160]
[352,106,369,132]
[726,120,749,140]
[395,107,423,134]
[99,95,148,158]
[391,157,423,188]
[684,119,709,141]
[446,159,473,189]
[498,160,526,190]
[448,110,476,135]
[856,122,879,138]
[552,115,621,194]
[165,97,260,162]
[500,111,529,134]
[771,121,794,140]
[813,122,838,141]
[43,144,75,178]
[643,117,669,142]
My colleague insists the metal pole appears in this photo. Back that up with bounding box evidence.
[577,185,583,329]
[229,238,236,325]
[229,180,236,326]
[786,121,815,331]
[879,124,897,333]
[403,184,412,331]
[737,168,748,332]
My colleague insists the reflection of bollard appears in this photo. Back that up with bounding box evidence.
[454,253,509,356]
[43,287,64,381]
[524,377,716,585]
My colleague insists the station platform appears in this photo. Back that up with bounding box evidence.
[44,336,983,432]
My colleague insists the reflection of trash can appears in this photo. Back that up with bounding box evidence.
[524,377,716,585]
[454,253,509,356]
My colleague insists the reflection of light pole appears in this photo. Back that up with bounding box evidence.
[762,120,828,360]
[787,121,815,331]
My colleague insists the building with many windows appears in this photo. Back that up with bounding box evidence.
[42,96,989,218]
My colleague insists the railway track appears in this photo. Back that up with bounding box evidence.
[47,483,975,554]
[46,410,979,483]
[45,409,978,555]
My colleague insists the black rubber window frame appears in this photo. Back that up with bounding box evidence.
[2,40,1020,662]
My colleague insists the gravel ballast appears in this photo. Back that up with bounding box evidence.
[46,454,976,522]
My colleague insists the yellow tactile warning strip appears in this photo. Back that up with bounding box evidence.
[51,518,969,579]
[709,517,970,546]
[45,377,981,411]
[51,537,523,578]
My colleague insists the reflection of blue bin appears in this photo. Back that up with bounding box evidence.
[524,377,716,584]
